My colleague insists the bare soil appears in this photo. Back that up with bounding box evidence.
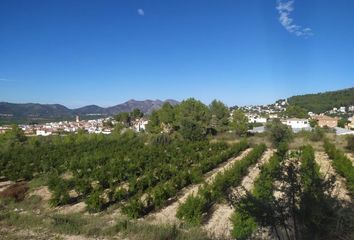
[203,149,275,239]
[57,202,87,214]
[30,186,52,202]
[315,152,352,202]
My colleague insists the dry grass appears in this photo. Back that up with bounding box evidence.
[325,133,348,152]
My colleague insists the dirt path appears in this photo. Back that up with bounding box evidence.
[315,152,352,202]
[144,148,253,225]
[202,149,275,239]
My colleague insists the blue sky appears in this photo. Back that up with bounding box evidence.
[0,0,353,108]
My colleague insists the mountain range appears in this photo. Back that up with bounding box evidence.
[0,99,179,124]
[1,87,353,124]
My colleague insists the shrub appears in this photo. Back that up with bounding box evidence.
[231,211,257,240]
[85,190,105,213]
[266,119,293,147]
[308,127,324,142]
[47,175,71,206]
[122,198,146,219]
[176,194,208,226]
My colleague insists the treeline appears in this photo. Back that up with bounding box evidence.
[231,145,354,240]
[145,98,250,139]
[176,144,266,226]
[288,87,354,113]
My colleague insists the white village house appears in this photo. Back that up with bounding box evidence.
[282,118,310,130]
[247,115,267,124]
[36,129,52,136]
[133,119,149,132]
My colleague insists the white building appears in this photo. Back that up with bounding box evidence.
[282,118,310,129]
[247,115,267,124]
[339,106,346,113]
[134,120,149,132]
[268,114,278,119]
[36,129,52,136]
[308,112,315,117]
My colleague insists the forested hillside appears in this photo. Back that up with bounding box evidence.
[288,87,354,113]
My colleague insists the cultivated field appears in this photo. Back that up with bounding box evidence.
[0,132,353,240]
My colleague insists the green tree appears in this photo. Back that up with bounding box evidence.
[131,108,144,119]
[3,125,27,143]
[115,112,131,126]
[146,110,161,134]
[266,119,293,147]
[337,118,349,128]
[309,119,318,128]
[112,122,125,135]
[179,119,206,141]
[231,109,248,136]
[150,133,171,146]
[158,102,175,124]
[175,98,211,128]
[285,105,309,118]
[209,99,230,132]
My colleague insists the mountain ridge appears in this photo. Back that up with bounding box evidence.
[0,99,179,123]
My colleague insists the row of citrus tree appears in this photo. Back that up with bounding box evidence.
[324,139,354,194]
[121,140,249,218]
[47,136,233,210]
[176,144,267,226]
[231,144,351,240]
[231,143,288,239]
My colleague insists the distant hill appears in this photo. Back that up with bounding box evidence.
[0,103,72,119]
[288,87,354,113]
[0,99,179,124]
